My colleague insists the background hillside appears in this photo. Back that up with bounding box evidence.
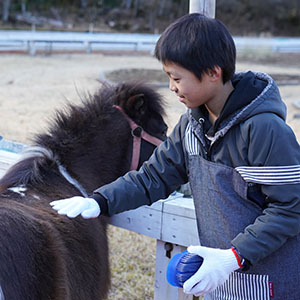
[1,0,300,36]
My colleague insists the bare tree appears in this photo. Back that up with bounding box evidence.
[2,0,11,22]
[122,0,133,9]
[133,0,142,16]
[158,0,167,16]
[81,0,87,9]
[21,0,26,13]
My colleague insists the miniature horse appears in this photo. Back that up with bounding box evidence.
[0,82,167,300]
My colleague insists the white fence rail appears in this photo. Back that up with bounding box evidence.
[1,30,300,55]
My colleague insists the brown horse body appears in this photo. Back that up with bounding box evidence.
[0,82,167,300]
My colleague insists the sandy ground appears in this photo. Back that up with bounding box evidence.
[0,52,299,299]
[0,53,299,143]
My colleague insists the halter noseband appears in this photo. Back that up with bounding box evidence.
[114,105,163,171]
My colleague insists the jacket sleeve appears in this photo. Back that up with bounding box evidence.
[93,114,189,216]
[232,113,300,265]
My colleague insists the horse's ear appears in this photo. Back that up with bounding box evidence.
[127,94,145,114]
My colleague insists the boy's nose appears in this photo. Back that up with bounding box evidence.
[169,81,178,92]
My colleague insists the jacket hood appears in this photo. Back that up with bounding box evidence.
[190,71,287,141]
[230,71,286,123]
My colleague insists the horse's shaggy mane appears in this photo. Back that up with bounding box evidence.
[35,81,165,151]
[0,81,166,193]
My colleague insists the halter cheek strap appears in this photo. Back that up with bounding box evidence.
[56,106,163,196]
[113,105,163,171]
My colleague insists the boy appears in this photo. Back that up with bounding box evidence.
[51,13,300,299]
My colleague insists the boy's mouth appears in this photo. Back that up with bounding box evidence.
[179,96,185,103]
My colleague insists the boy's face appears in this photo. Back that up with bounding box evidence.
[163,62,218,109]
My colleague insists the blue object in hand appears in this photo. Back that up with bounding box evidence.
[166,250,204,288]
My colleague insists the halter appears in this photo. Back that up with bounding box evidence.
[22,107,163,198]
[113,105,163,171]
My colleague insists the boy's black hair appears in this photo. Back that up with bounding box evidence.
[154,13,236,83]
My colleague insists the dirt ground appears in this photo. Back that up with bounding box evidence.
[0,52,299,299]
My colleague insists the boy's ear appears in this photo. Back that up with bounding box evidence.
[208,66,222,81]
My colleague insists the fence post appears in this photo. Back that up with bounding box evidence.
[189,0,216,18]
[153,3,216,299]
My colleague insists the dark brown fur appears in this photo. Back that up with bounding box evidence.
[0,82,167,300]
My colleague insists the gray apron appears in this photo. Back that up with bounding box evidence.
[188,152,300,300]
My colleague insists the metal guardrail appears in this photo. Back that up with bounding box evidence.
[0,30,160,54]
[0,30,300,55]
[234,36,300,54]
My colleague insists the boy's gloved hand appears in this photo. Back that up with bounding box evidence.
[183,245,240,297]
[50,196,100,219]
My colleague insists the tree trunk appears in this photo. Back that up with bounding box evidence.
[122,0,133,9]
[81,0,87,9]
[133,0,141,16]
[2,0,11,22]
[158,0,167,16]
[21,0,26,14]
[148,0,159,32]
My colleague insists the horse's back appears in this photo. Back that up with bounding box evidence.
[0,198,109,300]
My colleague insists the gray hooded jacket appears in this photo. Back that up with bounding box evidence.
[94,71,300,265]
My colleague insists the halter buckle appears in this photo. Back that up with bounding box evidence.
[132,126,143,138]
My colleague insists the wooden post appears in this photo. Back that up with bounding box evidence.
[155,2,217,300]
[189,0,216,18]
[154,242,190,300]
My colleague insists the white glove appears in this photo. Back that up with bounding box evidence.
[183,245,240,297]
[50,196,101,219]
